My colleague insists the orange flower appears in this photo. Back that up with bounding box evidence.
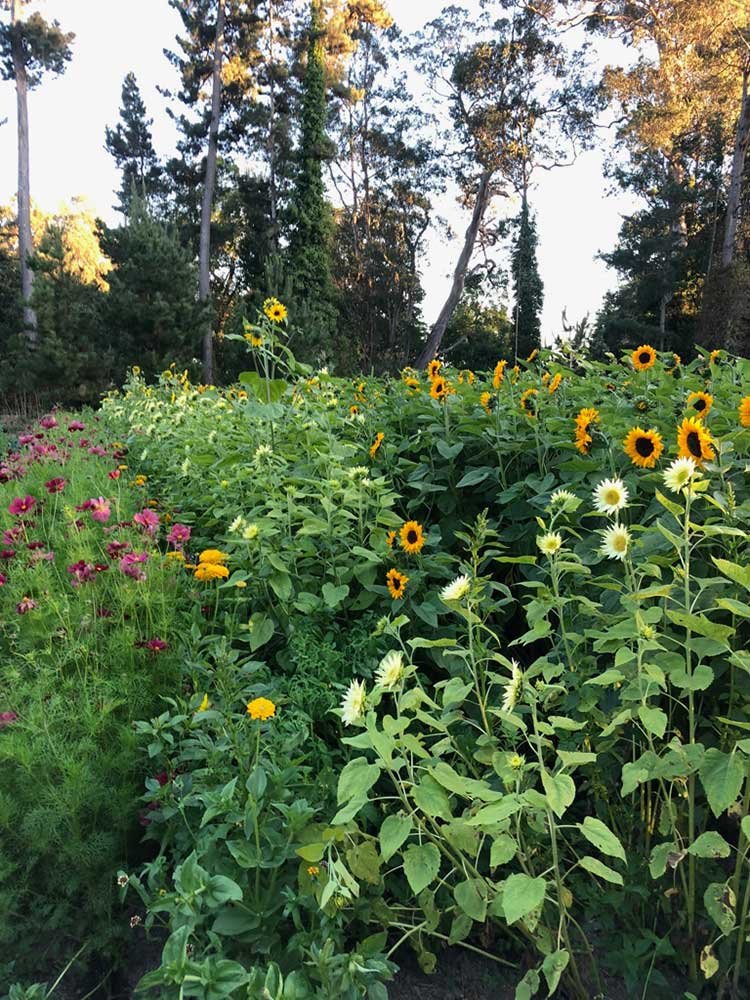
[386,568,408,600]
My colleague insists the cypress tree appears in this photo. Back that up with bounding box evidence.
[105,73,164,215]
[287,0,337,360]
[511,194,544,360]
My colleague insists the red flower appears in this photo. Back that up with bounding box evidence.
[67,561,97,586]
[68,420,85,431]
[108,469,121,480]
[0,573,6,586]
[106,540,131,558]
[45,477,66,494]
[8,495,36,516]
[0,550,16,560]
[136,638,169,653]
[16,597,37,614]
[39,415,58,429]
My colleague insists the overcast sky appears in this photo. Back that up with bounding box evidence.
[0,0,640,341]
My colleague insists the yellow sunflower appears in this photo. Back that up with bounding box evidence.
[244,331,264,347]
[739,396,750,427]
[520,388,538,417]
[349,405,360,416]
[427,359,442,379]
[631,344,657,371]
[710,349,721,365]
[430,376,451,401]
[686,391,713,417]
[574,407,599,455]
[548,373,562,395]
[403,376,421,394]
[386,530,397,549]
[458,369,476,385]
[541,372,550,386]
[369,432,384,459]
[623,427,664,468]
[677,417,715,466]
[526,349,539,363]
[386,568,408,600]
[400,520,425,555]
[492,360,507,389]
[480,391,494,415]
[263,297,287,323]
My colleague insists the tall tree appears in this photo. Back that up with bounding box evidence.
[412,1,597,367]
[105,73,164,215]
[511,194,544,359]
[0,0,73,342]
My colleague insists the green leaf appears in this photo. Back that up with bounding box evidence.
[666,610,734,645]
[379,815,413,862]
[490,834,518,867]
[704,882,735,935]
[584,669,625,687]
[514,969,541,1000]
[337,757,381,804]
[638,705,668,738]
[579,855,624,885]
[541,771,576,819]
[712,557,750,593]
[206,874,243,906]
[649,842,678,879]
[322,582,349,608]
[700,748,745,817]
[557,750,597,767]
[669,664,714,691]
[542,950,570,996]
[413,774,453,820]
[502,874,546,925]
[687,831,731,859]
[403,843,440,895]
[296,843,325,863]
[268,570,292,601]
[579,817,626,863]
[346,841,381,884]
[456,466,493,488]
[454,878,488,922]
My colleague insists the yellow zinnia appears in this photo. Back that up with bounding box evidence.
[246,697,276,720]
[194,562,230,581]
[199,548,229,564]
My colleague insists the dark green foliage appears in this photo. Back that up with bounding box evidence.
[511,196,543,361]
[442,294,514,371]
[0,11,73,86]
[105,73,165,215]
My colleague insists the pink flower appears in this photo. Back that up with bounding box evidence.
[0,712,18,729]
[45,477,67,494]
[0,573,6,586]
[9,495,36,516]
[88,445,106,457]
[67,560,97,586]
[3,527,22,545]
[16,596,37,614]
[106,540,131,558]
[167,523,191,549]
[18,434,35,446]
[0,550,15,560]
[89,497,111,523]
[68,421,85,431]
[29,549,54,565]
[108,469,121,480]
[39,415,58,429]
[133,508,160,537]
[136,638,169,653]
[120,551,149,582]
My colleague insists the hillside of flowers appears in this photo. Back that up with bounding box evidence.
[3,321,750,999]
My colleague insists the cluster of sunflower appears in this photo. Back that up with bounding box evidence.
[426,359,455,402]
[383,519,426,601]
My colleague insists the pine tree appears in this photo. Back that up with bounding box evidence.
[286,0,337,361]
[511,195,544,360]
[105,73,164,215]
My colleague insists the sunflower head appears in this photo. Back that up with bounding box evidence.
[677,417,715,466]
[480,390,494,415]
[369,432,384,459]
[520,388,538,417]
[263,297,287,323]
[631,344,657,371]
[623,426,664,468]
[686,391,713,417]
[492,360,507,389]
[739,396,750,428]
[427,359,442,379]
[386,568,408,600]
[709,349,721,365]
[548,372,562,395]
[574,408,599,455]
[430,376,452,401]
[400,520,425,555]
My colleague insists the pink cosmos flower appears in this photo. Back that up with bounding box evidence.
[3,527,22,545]
[136,638,169,653]
[0,712,18,729]
[167,523,191,549]
[106,540,131,558]
[68,421,85,431]
[89,497,111,523]
[0,573,6,586]
[18,434,35,446]
[67,560,97,586]
[119,551,149,582]
[29,549,54,565]
[39,415,58,429]
[9,495,36,516]
[88,446,106,457]
[16,596,37,614]
[133,508,160,537]
[108,469,121,480]
[45,477,66,494]
[0,550,15,560]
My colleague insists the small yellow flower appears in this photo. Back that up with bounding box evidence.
[369,432,384,459]
[548,372,562,395]
[199,549,229,564]
[263,297,287,323]
[134,474,147,486]
[198,693,210,712]
[492,360,507,389]
[194,562,230,581]
[307,865,320,878]
[244,332,264,347]
[709,349,720,365]
[166,551,186,563]
[247,696,276,720]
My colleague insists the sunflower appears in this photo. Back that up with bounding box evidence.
[710,349,721,365]
[526,349,539,363]
[369,432,384,459]
[427,359,442,379]
[548,372,562,395]
[686,391,713,417]
[520,388,538,417]
[492,360,507,389]
[244,331,264,347]
[574,407,599,455]
[541,372,550,386]
[400,520,425,555]
[403,376,421,394]
[263,297,287,323]
[600,524,631,562]
[349,405,360,416]
[480,391,494,415]
[430,376,452,401]
[677,417,715,466]
[386,568,408,600]
[458,369,476,385]
[511,365,520,383]
[623,427,664,468]
[631,344,657,371]
[739,396,750,427]
[386,530,397,549]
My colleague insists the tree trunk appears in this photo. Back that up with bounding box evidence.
[721,68,750,269]
[11,0,37,342]
[416,170,493,368]
[199,0,226,384]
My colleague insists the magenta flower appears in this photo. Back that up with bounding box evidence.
[0,712,18,729]
[120,551,149,582]
[106,540,131,558]
[18,434,35,446]
[9,495,36,516]
[39,415,58,429]
[89,497,111,523]
[0,573,6,586]
[133,508,160,537]
[108,469,121,480]
[88,445,106,457]
[167,523,191,549]
[3,527,21,545]
[67,560,98,586]
[16,596,37,614]
[68,420,85,431]
[136,638,169,653]
[0,550,16,560]
[45,477,67,494]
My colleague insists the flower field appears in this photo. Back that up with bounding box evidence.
[3,335,750,999]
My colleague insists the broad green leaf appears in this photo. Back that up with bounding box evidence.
[542,950,570,996]
[638,705,668,738]
[541,771,576,819]
[579,817,626,863]
[687,831,731,859]
[337,757,381,804]
[403,843,440,895]
[666,610,734,645]
[379,814,412,862]
[704,882,735,935]
[585,669,625,687]
[700,748,745,817]
[502,873,546,925]
[322,582,349,608]
[557,750,597,767]
[579,855,624,885]
[712,557,750,593]
[700,945,719,980]
[490,834,518,867]
[413,774,453,821]
[515,969,541,1000]
[454,878,488,922]
[346,841,381,884]
[649,842,678,879]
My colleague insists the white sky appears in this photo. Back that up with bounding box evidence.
[0,0,640,341]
